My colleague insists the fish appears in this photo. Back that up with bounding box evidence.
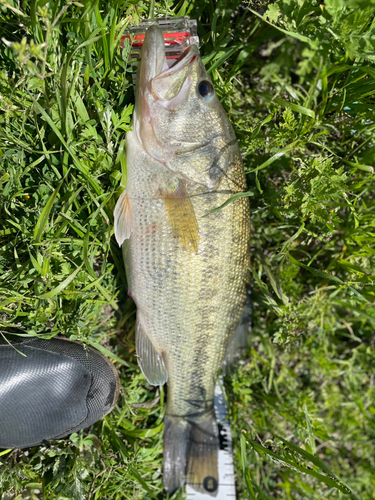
[114,24,250,495]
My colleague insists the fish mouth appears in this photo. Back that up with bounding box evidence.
[151,44,198,102]
[135,25,199,162]
[138,25,198,92]
[133,25,169,162]
[138,25,168,92]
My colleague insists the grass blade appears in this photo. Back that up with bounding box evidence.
[38,265,82,299]
[33,181,62,243]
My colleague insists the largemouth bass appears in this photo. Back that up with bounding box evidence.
[114,25,250,494]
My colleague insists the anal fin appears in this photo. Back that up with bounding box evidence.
[135,319,168,386]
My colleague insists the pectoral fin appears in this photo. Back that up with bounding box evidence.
[135,319,168,386]
[114,189,132,247]
[159,180,199,253]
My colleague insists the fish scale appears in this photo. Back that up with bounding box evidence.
[115,23,250,494]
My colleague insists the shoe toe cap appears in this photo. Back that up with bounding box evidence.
[0,338,120,449]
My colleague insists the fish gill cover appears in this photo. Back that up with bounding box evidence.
[0,0,374,499]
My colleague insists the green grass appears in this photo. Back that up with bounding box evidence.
[1,0,375,498]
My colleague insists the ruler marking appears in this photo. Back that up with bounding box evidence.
[187,481,235,485]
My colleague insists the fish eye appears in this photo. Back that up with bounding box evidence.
[198,80,214,99]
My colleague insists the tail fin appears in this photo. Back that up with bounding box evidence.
[163,412,219,496]
[163,415,191,494]
[187,412,219,496]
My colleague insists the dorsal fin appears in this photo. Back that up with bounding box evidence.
[222,290,252,374]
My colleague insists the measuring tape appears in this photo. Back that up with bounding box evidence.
[186,376,237,499]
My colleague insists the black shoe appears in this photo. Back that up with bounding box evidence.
[0,336,120,449]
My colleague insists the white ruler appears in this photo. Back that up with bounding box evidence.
[186,376,236,499]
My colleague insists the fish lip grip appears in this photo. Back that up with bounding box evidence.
[121,16,200,84]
